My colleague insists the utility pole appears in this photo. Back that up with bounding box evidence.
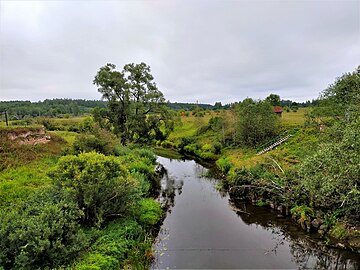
[1,111,9,126]
[5,111,8,126]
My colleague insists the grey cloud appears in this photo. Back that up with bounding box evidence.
[0,0,359,103]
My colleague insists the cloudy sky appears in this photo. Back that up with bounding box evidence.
[0,0,359,104]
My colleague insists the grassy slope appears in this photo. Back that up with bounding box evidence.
[167,108,312,168]
[0,128,68,208]
[225,107,317,169]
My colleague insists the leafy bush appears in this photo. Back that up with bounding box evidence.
[178,136,197,150]
[201,143,212,152]
[79,117,94,132]
[183,143,198,154]
[216,157,233,174]
[213,142,222,154]
[235,98,280,147]
[132,147,157,164]
[72,134,110,154]
[136,199,163,228]
[72,127,117,155]
[290,205,315,222]
[298,123,360,224]
[0,191,86,269]
[50,152,141,226]
[72,219,152,269]
[199,151,216,160]
[161,140,174,148]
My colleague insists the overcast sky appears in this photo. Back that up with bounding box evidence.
[0,0,359,104]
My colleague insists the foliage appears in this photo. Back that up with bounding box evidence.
[320,66,360,121]
[93,62,173,144]
[0,99,106,120]
[50,152,141,226]
[235,98,280,147]
[216,157,233,174]
[71,219,153,269]
[135,199,163,228]
[0,191,86,269]
[0,128,65,171]
[298,122,360,224]
[265,94,281,106]
[290,205,315,222]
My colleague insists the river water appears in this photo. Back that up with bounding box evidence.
[152,156,359,269]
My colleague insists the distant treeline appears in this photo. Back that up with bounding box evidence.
[0,99,107,120]
[0,98,318,120]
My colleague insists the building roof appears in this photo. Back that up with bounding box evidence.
[273,106,283,113]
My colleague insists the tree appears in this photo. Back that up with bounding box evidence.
[93,63,173,144]
[298,122,360,224]
[320,66,360,122]
[236,98,280,147]
[265,94,281,106]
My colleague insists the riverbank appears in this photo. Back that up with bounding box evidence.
[153,136,360,254]
[0,127,165,269]
[152,156,360,269]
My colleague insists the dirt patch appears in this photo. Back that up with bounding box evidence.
[1,127,51,145]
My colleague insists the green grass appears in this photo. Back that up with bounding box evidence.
[49,130,78,144]
[281,107,309,128]
[51,116,85,125]
[0,157,58,208]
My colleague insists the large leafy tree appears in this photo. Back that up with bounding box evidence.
[308,66,360,125]
[265,93,281,106]
[93,63,173,144]
[236,98,280,147]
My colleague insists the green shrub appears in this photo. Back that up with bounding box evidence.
[80,117,94,133]
[132,148,157,164]
[213,142,222,154]
[216,157,233,174]
[72,134,109,154]
[199,151,216,160]
[136,199,163,227]
[72,219,152,269]
[178,136,196,150]
[0,191,86,269]
[113,144,131,156]
[298,123,360,224]
[161,140,174,148]
[201,143,213,152]
[50,152,141,226]
[290,205,315,222]
[183,143,198,154]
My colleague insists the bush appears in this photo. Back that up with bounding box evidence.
[50,152,141,226]
[0,191,86,269]
[72,128,117,155]
[72,219,152,269]
[136,199,163,228]
[161,140,174,148]
[216,157,233,174]
[298,123,360,224]
[199,151,216,160]
[178,136,197,150]
[80,117,94,133]
[213,142,222,154]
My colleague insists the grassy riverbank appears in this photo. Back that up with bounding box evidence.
[156,101,360,252]
[0,125,164,269]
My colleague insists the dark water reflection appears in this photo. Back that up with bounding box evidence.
[152,157,359,269]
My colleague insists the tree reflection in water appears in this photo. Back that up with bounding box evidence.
[232,201,359,270]
[157,168,184,212]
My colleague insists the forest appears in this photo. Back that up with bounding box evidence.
[0,64,359,269]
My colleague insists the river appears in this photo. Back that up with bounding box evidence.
[152,156,359,269]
